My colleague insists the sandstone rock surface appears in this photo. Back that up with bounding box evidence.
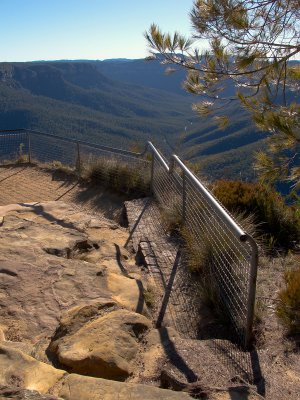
[0,202,147,346]
[0,344,193,399]
[50,305,151,380]
[107,271,147,314]
[56,373,193,400]
[0,385,62,400]
[0,200,260,400]
[0,345,65,394]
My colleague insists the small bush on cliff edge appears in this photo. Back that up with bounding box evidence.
[212,180,299,250]
[276,267,300,335]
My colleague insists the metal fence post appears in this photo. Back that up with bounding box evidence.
[76,141,81,177]
[150,152,155,194]
[182,170,187,223]
[245,236,259,348]
[27,132,31,164]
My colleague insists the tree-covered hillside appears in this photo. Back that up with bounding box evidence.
[0,60,267,180]
[0,61,195,151]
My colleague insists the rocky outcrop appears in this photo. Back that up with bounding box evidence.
[0,201,193,399]
[0,346,193,400]
[49,302,151,380]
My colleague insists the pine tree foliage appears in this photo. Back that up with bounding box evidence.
[145,0,300,189]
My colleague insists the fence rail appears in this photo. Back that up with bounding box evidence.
[0,128,258,348]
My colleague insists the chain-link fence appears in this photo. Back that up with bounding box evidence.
[0,130,30,164]
[0,129,258,347]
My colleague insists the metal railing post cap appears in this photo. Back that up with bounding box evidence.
[147,141,169,172]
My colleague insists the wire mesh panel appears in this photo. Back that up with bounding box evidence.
[152,152,183,222]
[183,172,253,344]
[0,131,29,164]
[29,132,77,167]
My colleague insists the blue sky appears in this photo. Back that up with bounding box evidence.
[0,0,195,61]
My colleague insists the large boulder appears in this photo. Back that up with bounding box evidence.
[49,305,152,380]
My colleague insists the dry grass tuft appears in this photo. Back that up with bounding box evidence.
[143,284,157,309]
[81,158,151,198]
[160,199,183,235]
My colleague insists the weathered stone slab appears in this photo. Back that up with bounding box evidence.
[49,307,151,380]
[57,373,193,400]
[0,345,65,394]
[0,202,147,345]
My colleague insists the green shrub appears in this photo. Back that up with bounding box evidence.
[213,180,299,250]
[276,267,300,335]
